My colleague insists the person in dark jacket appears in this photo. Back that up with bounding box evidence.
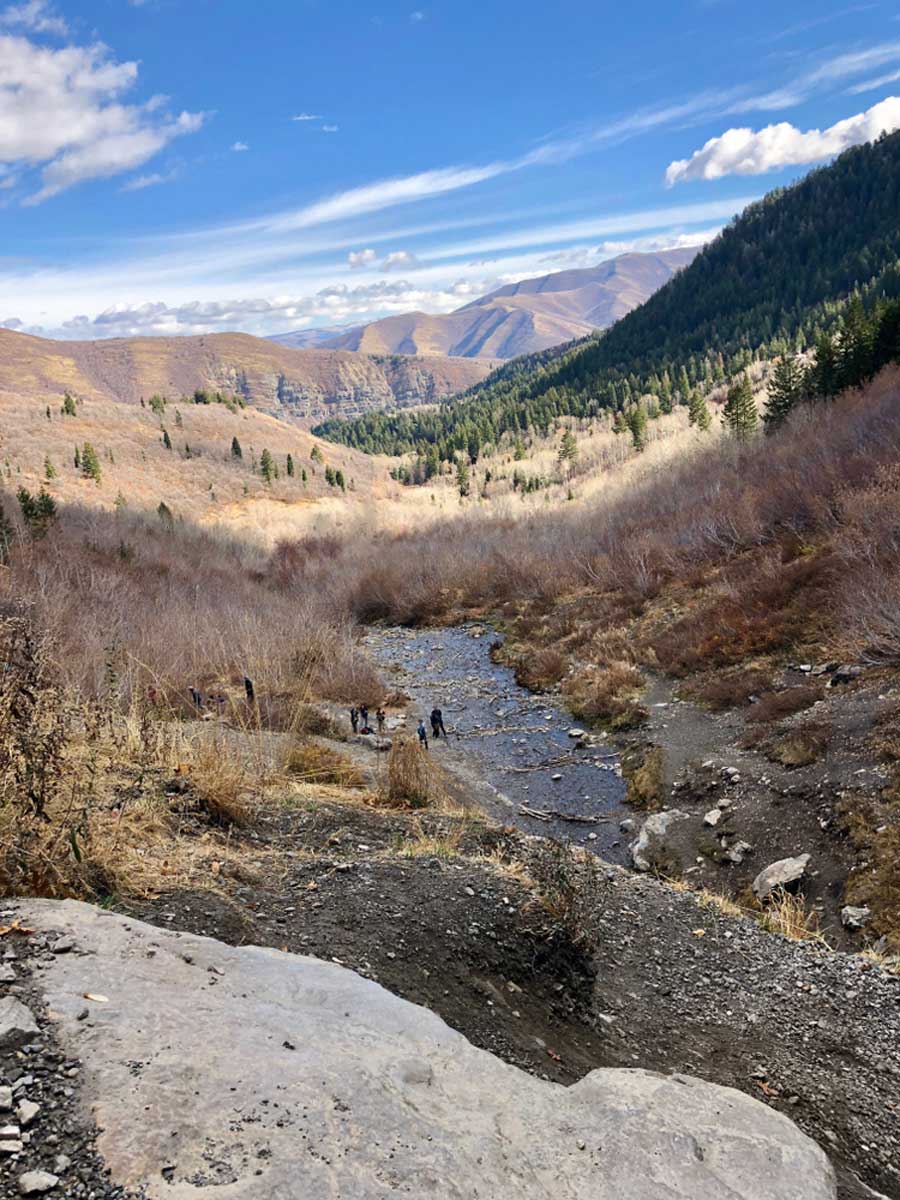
[430,707,447,739]
[350,706,359,733]
[376,708,386,735]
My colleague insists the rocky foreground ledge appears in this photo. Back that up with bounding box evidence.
[2,900,837,1199]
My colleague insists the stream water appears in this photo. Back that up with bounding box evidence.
[366,623,630,862]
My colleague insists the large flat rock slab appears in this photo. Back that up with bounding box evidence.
[19,900,836,1199]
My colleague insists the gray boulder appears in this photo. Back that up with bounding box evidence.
[841,905,871,930]
[17,899,836,1200]
[752,854,811,902]
[0,998,39,1051]
[630,810,689,872]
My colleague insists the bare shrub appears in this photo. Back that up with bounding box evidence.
[562,662,647,729]
[690,667,774,711]
[182,737,253,827]
[514,647,566,691]
[766,722,830,768]
[382,735,444,809]
[746,685,822,724]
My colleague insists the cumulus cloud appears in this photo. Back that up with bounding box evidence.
[291,112,321,121]
[53,279,477,339]
[0,31,205,202]
[231,141,249,152]
[347,248,377,269]
[321,124,339,133]
[665,96,900,185]
[0,0,67,35]
[381,250,419,271]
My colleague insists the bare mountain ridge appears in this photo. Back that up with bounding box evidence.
[0,328,493,422]
[271,248,699,360]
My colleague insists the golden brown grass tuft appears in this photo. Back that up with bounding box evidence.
[757,888,826,943]
[285,741,366,788]
[380,735,449,810]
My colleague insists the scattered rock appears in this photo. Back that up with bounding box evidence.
[0,999,39,1051]
[829,665,861,687]
[15,1101,39,1128]
[726,841,754,865]
[703,808,723,828]
[17,1171,59,1195]
[631,811,689,872]
[752,854,811,902]
[841,905,871,930]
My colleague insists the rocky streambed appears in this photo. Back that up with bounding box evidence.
[366,624,630,860]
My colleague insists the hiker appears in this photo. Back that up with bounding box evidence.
[350,706,359,733]
[430,707,447,739]
[417,720,429,750]
[376,708,386,735]
[244,676,255,703]
[360,704,369,728]
[189,686,203,711]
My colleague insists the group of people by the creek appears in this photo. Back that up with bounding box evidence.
[349,703,386,736]
[349,703,447,748]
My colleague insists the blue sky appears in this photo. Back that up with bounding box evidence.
[2,0,900,339]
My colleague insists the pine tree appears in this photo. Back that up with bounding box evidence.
[260,448,275,483]
[44,455,56,481]
[626,405,648,452]
[688,389,712,431]
[231,436,243,459]
[157,501,174,526]
[512,435,526,461]
[612,410,627,436]
[424,445,440,479]
[301,467,307,484]
[0,501,13,564]
[334,468,346,491]
[45,406,51,421]
[722,374,758,441]
[162,429,173,450]
[311,445,324,464]
[286,453,294,477]
[558,429,578,469]
[61,392,76,417]
[456,457,471,498]
[81,442,102,482]
[764,355,803,433]
[324,466,336,486]
[73,446,80,470]
[175,409,183,428]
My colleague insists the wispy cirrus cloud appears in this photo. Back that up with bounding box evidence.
[666,96,900,184]
[0,0,67,36]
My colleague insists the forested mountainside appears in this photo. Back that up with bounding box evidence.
[314,129,900,459]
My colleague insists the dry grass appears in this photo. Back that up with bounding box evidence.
[757,888,826,943]
[622,746,665,810]
[746,685,823,724]
[285,741,365,788]
[689,667,775,711]
[562,662,648,730]
[378,735,450,809]
[182,737,255,827]
[394,816,470,859]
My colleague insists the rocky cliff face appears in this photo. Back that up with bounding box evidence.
[13,900,837,1200]
[0,328,493,421]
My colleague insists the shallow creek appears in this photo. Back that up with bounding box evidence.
[365,623,630,863]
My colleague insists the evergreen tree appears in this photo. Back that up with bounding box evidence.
[301,467,308,483]
[687,389,712,431]
[626,405,648,452]
[231,436,243,459]
[162,429,173,451]
[175,409,183,428]
[81,442,102,482]
[157,501,174,526]
[512,435,526,461]
[44,455,56,481]
[61,392,76,417]
[311,445,324,463]
[286,453,294,477]
[73,446,80,470]
[612,410,627,436]
[456,456,471,498]
[45,406,51,421]
[558,428,578,469]
[260,449,275,483]
[764,355,803,433]
[324,465,335,486]
[334,468,346,491]
[16,487,56,538]
[722,374,758,441]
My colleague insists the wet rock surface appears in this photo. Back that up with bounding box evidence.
[15,900,838,1200]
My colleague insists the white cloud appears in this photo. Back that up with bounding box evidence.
[847,67,900,95]
[291,112,321,121]
[0,0,67,35]
[410,10,425,21]
[381,250,418,271]
[231,141,249,152]
[347,248,377,269]
[120,168,177,192]
[665,96,900,184]
[0,32,206,202]
[321,124,339,133]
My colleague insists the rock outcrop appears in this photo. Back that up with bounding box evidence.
[17,900,835,1199]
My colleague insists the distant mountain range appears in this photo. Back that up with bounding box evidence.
[269,248,698,360]
[0,329,493,422]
